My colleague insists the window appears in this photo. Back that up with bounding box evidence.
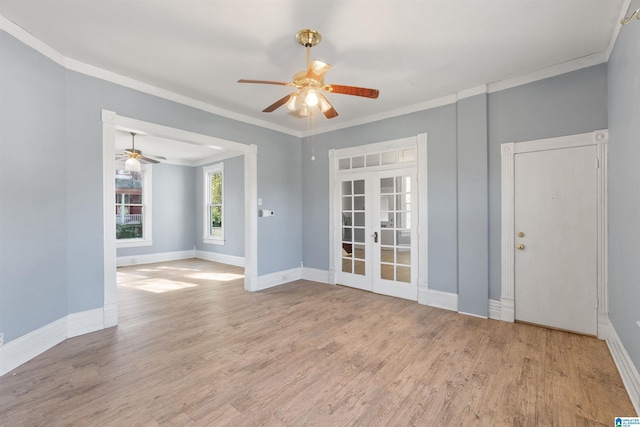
[203,163,224,245]
[115,166,152,247]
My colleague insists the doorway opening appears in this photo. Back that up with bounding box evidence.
[102,110,258,327]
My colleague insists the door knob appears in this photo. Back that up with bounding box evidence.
[373,231,378,243]
[517,232,525,238]
[517,244,525,250]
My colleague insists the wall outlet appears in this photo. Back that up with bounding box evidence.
[0,333,4,346]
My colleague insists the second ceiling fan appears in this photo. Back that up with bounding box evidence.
[238,29,379,119]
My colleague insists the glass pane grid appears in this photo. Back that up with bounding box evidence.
[338,148,415,173]
[379,175,412,283]
[341,179,365,277]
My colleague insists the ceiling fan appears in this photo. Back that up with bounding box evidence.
[238,29,379,119]
[116,132,166,172]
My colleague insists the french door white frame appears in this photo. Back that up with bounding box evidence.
[328,133,428,303]
[102,110,259,327]
[500,129,608,338]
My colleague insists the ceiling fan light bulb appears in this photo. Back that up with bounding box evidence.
[305,89,319,107]
[299,106,310,117]
[125,157,141,172]
[286,93,298,111]
[318,95,331,113]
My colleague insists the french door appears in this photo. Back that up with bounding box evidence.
[336,168,418,300]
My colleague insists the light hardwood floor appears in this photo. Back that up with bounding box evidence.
[0,259,635,426]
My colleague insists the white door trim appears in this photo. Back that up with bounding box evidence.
[328,133,428,303]
[500,129,608,337]
[102,110,259,327]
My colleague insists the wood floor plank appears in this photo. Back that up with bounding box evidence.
[0,259,635,426]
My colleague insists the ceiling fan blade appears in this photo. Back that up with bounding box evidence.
[263,94,293,113]
[139,156,160,164]
[306,60,331,82]
[123,149,165,160]
[322,106,338,119]
[142,154,167,160]
[238,79,291,86]
[327,84,379,99]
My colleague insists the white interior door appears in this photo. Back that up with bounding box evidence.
[336,169,417,301]
[338,175,372,291]
[374,170,417,300]
[514,145,598,335]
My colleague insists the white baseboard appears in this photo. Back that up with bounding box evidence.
[459,311,488,319]
[116,250,195,267]
[116,249,245,268]
[67,308,105,338]
[0,317,66,377]
[302,267,331,284]
[419,288,459,312]
[0,306,109,377]
[500,297,515,322]
[195,250,245,267]
[489,299,502,320]
[601,318,640,415]
[256,267,303,291]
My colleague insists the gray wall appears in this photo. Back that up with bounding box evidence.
[608,21,640,376]
[457,94,489,316]
[0,29,301,344]
[195,155,245,258]
[1,31,68,342]
[117,163,196,258]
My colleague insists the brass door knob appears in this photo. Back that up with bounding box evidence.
[517,244,525,250]
[517,232,525,238]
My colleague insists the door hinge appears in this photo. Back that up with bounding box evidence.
[596,158,600,169]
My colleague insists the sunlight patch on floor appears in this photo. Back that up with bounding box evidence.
[116,272,149,283]
[135,266,200,273]
[186,272,244,281]
[119,278,198,293]
[157,266,201,272]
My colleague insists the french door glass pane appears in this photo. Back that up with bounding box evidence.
[341,179,365,276]
[379,174,411,283]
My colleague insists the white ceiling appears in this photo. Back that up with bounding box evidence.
[0,0,630,159]
[114,130,226,166]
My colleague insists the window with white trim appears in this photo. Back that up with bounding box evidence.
[115,166,152,248]
[203,163,224,245]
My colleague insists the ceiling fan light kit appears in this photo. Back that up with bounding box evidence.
[238,29,379,119]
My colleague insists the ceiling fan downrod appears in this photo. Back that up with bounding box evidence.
[296,29,322,69]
